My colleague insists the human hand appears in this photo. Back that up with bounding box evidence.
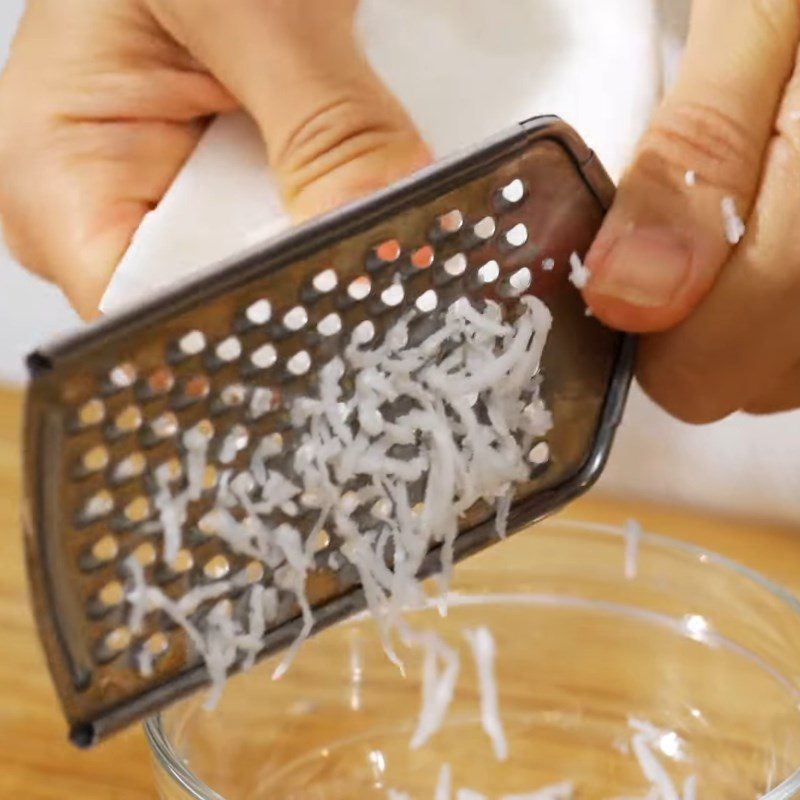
[584,0,800,422]
[0,0,429,318]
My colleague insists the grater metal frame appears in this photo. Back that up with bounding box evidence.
[23,116,635,747]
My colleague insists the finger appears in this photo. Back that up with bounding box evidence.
[584,0,800,333]
[0,0,234,319]
[146,0,431,221]
[0,119,205,318]
[636,51,800,423]
[744,364,800,415]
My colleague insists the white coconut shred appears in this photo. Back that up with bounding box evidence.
[721,196,746,245]
[125,295,554,701]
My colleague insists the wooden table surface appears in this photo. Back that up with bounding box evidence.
[1,385,799,799]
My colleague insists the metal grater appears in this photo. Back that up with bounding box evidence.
[23,116,635,748]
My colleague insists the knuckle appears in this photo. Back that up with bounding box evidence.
[273,94,416,198]
[635,102,760,197]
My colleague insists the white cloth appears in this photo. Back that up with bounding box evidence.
[100,0,800,526]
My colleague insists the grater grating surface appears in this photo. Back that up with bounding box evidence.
[23,117,634,747]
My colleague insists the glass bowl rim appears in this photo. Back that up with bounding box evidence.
[144,520,800,800]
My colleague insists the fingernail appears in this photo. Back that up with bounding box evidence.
[589,227,692,308]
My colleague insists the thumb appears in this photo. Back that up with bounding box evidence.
[147,0,430,221]
[584,0,800,333]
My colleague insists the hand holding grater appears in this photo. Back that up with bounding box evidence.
[23,116,635,747]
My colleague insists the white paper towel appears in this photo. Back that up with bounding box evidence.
[100,0,800,526]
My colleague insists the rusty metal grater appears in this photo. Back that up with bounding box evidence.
[23,116,635,748]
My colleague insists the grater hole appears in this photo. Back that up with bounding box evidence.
[416,289,439,314]
[145,632,169,658]
[246,299,272,326]
[204,554,231,580]
[110,363,137,389]
[502,267,533,296]
[81,445,109,474]
[102,626,132,657]
[287,350,312,376]
[92,535,119,563]
[149,412,179,440]
[133,541,157,567]
[478,260,500,285]
[372,497,392,520]
[191,418,215,441]
[98,580,124,609]
[352,320,375,345]
[114,452,147,483]
[496,178,526,208]
[83,490,114,522]
[146,366,175,397]
[179,330,206,357]
[157,457,183,484]
[529,441,550,466]
[473,216,496,241]
[136,633,170,674]
[443,253,467,278]
[114,405,143,434]
[170,549,194,574]
[434,209,464,238]
[504,223,529,248]
[380,283,404,308]
[411,246,435,270]
[245,560,265,584]
[183,375,211,402]
[312,268,338,294]
[203,464,218,491]
[347,276,371,302]
[216,336,242,363]
[313,529,331,553]
[283,306,308,332]
[78,398,105,428]
[367,239,402,271]
[221,383,247,408]
[219,424,249,464]
[124,496,152,524]
[249,387,275,419]
[251,344,277,370]
[317,312,342,337]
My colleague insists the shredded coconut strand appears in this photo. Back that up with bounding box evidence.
[409,632,461,750]
[625,718,695,800]
[684,170,696,188]
[721,196,745,245]
[623,519,642,581]
[464,627,508,761]
[124,298,553,709]
[435,764,453,800]
[568,252,591,289]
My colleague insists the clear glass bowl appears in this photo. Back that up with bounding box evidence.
[146,520,800,799]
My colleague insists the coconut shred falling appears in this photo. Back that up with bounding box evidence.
[125,296,554,698]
